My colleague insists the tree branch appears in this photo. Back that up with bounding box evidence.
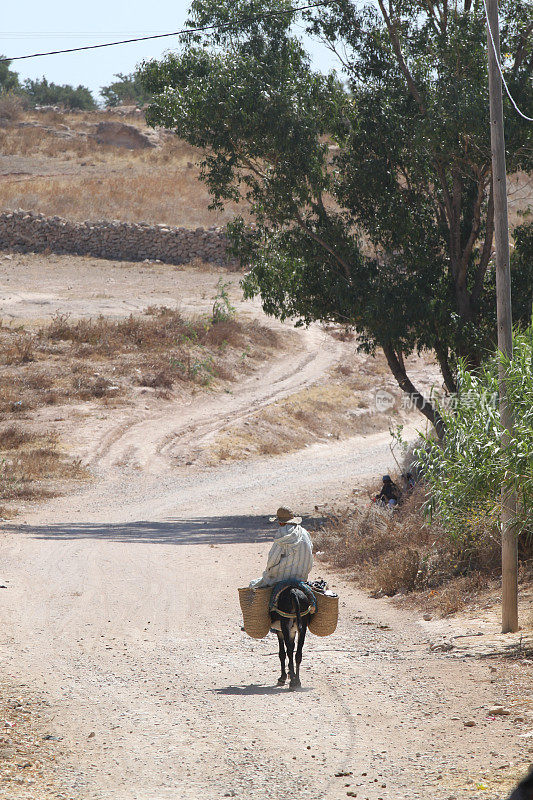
[398,164,413,192]
[231,145,269,183]
[322,37,353,73]
[293,208,353,284]
[434,338,457,394]
[457,173,487,287]
[376,0,426,113]
[434,159,453,226]
[423,0,443,35]
[472,179,494,305]
[449,166,462,281]
[382,342,445,438]
[512,22,533,78]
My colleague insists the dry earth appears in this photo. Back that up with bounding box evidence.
[0,251,436,488]
[0,253,531,800]
[0,111,243,228]
[0,110,530,231]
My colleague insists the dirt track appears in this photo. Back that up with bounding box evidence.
[2,425,531,800]
[1,259,531,800]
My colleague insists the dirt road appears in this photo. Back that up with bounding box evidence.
[2,443,529,800]
[3,443,529,799]
[0,263,529,799]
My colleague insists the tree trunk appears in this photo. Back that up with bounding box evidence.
[434,340,457,394]
[382,343,446,439]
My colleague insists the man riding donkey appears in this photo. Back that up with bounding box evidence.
[249,507,313,590]
[247,507,318,689]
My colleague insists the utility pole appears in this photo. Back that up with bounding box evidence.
[485,0,518,633]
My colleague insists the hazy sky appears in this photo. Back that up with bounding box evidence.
[1,0,340,102]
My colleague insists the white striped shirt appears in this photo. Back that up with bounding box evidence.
[249,524,313,588]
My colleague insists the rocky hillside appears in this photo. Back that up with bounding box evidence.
[0,107,245,228]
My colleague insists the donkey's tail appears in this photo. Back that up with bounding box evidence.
[292,589,303,634]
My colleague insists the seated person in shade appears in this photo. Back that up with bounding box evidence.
[375,474,400,507]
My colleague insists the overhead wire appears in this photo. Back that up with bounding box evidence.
[482,0,533,122]
[0,1,332,63]
[1,0,530,123]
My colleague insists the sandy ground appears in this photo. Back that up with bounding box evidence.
[0,252,238,323]
[2,439,533,800]
[1,255,531,800]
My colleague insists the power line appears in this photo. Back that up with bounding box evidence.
[482,0,533,123]
[3,0,529,124]
[1,32,173,35]
[0,33,173,40]
[0,2,331,63]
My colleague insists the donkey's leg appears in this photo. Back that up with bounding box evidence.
[283,621,297,689]
[276,631,287,686]
[293,622,307,688]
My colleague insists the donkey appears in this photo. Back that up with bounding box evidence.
[508,771,533,800]
[270,585,313,690]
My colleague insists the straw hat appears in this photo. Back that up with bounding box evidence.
[269,506,302,525]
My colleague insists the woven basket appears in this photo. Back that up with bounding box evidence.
[238,587,272,639]
[308,590,339,637]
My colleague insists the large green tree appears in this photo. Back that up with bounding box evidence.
[139,0,532,433]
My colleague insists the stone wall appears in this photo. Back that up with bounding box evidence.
[0,211,236,267]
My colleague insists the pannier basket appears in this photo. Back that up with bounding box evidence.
[308,589,339,637]
[238,587,271,639]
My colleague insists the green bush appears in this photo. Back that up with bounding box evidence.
[101,72,151,108]
[211,279,235,324]
[22,77,96,110]
[417,322,533,546]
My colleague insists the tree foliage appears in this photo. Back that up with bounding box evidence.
[22,77,96,110]
[416,321,533,544]
[511,219,533,319]
[139,0,532,432]
[0,56,20,94]
[101,72,151,107]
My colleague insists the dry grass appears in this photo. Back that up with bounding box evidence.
[209,350,403,464]
[0,109,188,158]
[38,309,278,384]
[0,308,282,514]
[0,122,193,164]
[371,547,421,597]
[0,424,86,509]
[2,335,36,365]
[0,168,241,228]
[0,112,244,227]
[508,172,533,230]
[420,573,490,617]
[0,93,26,121]
[0,308,280,410]
[1,110,529,231]
[314,484,508,615]
[0,425,39,449]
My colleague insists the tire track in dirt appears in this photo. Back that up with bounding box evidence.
[85,325,344,472]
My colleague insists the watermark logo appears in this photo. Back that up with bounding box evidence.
[400,391,498,412]
[374,389,395,413]
[372,389,498,414]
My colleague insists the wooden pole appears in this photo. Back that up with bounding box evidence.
[485,0,518,633]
